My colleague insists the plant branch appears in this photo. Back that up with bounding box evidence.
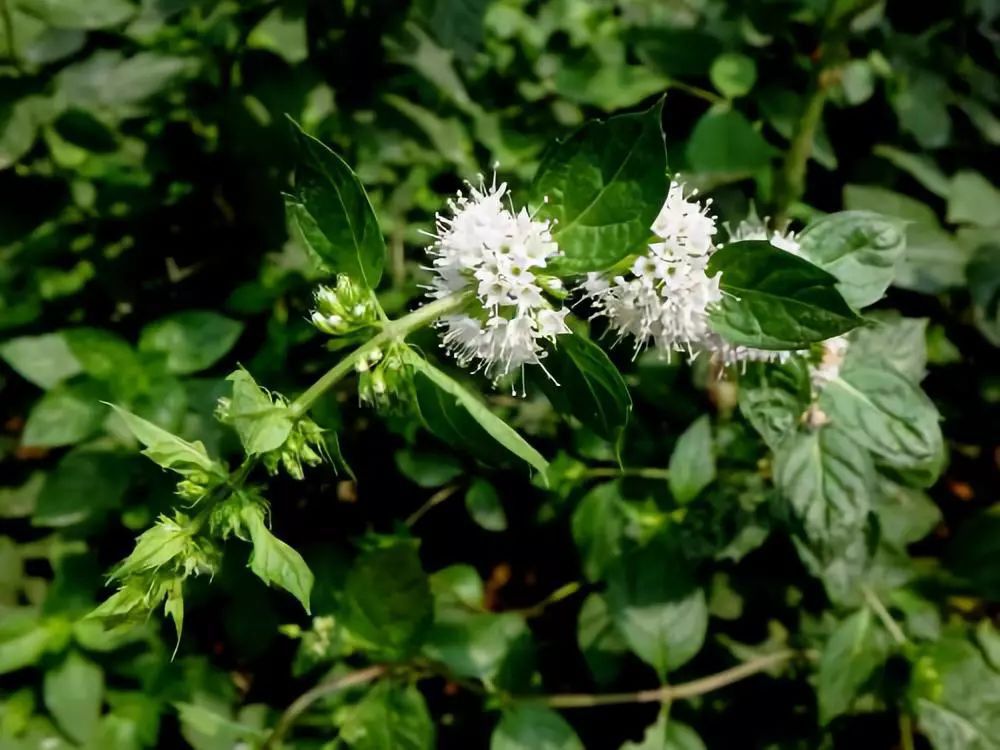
[583,467,670,481]
[772,82,828,226]
[899,712,916,750]
[509,581,584,619]
[525,650,800,708]
[264,664,388,749]
[290,292,469,416]
[405,484,461,527]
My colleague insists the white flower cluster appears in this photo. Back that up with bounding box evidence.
[582,181,841,372]
[426,175,570,382]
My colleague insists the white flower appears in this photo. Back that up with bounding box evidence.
[809,335,849,389]
[583,180,721,358]
[727,214,801,255]
[425,174,569,382]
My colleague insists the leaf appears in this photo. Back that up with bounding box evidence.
[341,543,433,660]
[0,332,81,389]
[606,536,708,677]
[139,311,243,375]
[408,355,548,478]
[241,504,313,613]
[225,369,293,455]
[910,635,1000,750]
[819,366,943,478]
[289,120,385,288]
[22,381,106,448]
[423,611,531,686]
[707,240,864,349]
[738,358,812,450]
[872,145,951,198]
[947,171,1000,227]
[109,405,223,476]
[710,53,756,98]
[795,211,907,308]
[339,682,435,750]
[531,100,667,275]
[967,243,1000,346]
[0,472,44,519]
[34,450,131,527]
[774,426,874,555]
[394,448,464,488]
[534,331,632,444]
[668,416,715,505]
[0,614,67,674]
[464,478,507,532]
[844,314,928,383]
[571,482,627,581]
[15,0,135,29]
[686,109,775,176]
[577,593,628,685]
[621,712,706,750]
[56,51,192,117]
[491,706,584,750]
[43,651,104,744]
[0,96,40,171]
[873,478,941,549]
[247,7,307,64]
[818,609,890,724]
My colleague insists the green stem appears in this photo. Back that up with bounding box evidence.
[290,292,469,416]
[667,79,724,105]
[527,650,801,709]
[511,581,584,619]
[772,83,828,226]
[0,0,19,70]
[405,484,461,527]
[863,586,907,645]
[899,713,916,750]
[583,467,670,481]
[264,664,388,750]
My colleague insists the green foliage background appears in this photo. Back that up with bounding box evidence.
[1,0,998,748]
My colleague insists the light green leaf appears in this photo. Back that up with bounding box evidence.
[423,611,530,686]
[464,478,507,532]
[0,472,44,519]
[247,7,307,64]
[795,211,906,308]
[409,355,548,477]
[225,369,293,455]
[139,311,243,375]
[872,145,950,198]
[818,609,890,724]
[241,504,313,613]
[340,682,434,750]
[0,332,81,389]
[737,358,812,450]
[341,542,433,660]
[578,593,628,686]
[43,651,104,744]
[621,713,706,750]
[0,96,41,171]
[710,53,757,98]
[774,426,874,554]
[531,100,667,275]
[606,536,708,677]
[14,0,135,29]
[947,171,1000,227]
[534,331,631,444]
[668,416,715,505]
[819,366,943,478]
[491,705,584,750]
[109,405,223,476]
[289,120,385,288]
[686,109,775,176]
[23,381,106,448]
[845,314,928,382]
[707,240,864,349]
[0,613,68,674]
[56,51,192,116]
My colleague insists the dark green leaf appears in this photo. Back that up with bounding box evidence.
[606,536,708,677]
[572,482,627,581]
[289,121,385,288]
[139,311,243,375]
[707,240,864,349]
[394,448,464,488]
[577,593,627,686]
[738,358,811,450]
[686,109,774,176]
[339,682,434,750]
[531,100,667,275]
[409,355,548,478]
[967,243,1000,346]
[241,504,314,613]
[668,416,715,504]
[818,609,890,724]
[341,543,433,660]
[621,713,706,750]
[534,331,631,444]
[795,211,906,308]
[491,706,583,750]
[34,450,131,527]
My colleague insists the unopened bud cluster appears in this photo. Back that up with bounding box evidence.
[263,416,326,480]
[356,342,410,411]
[311,274,379,336]
[176,469,222,503]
